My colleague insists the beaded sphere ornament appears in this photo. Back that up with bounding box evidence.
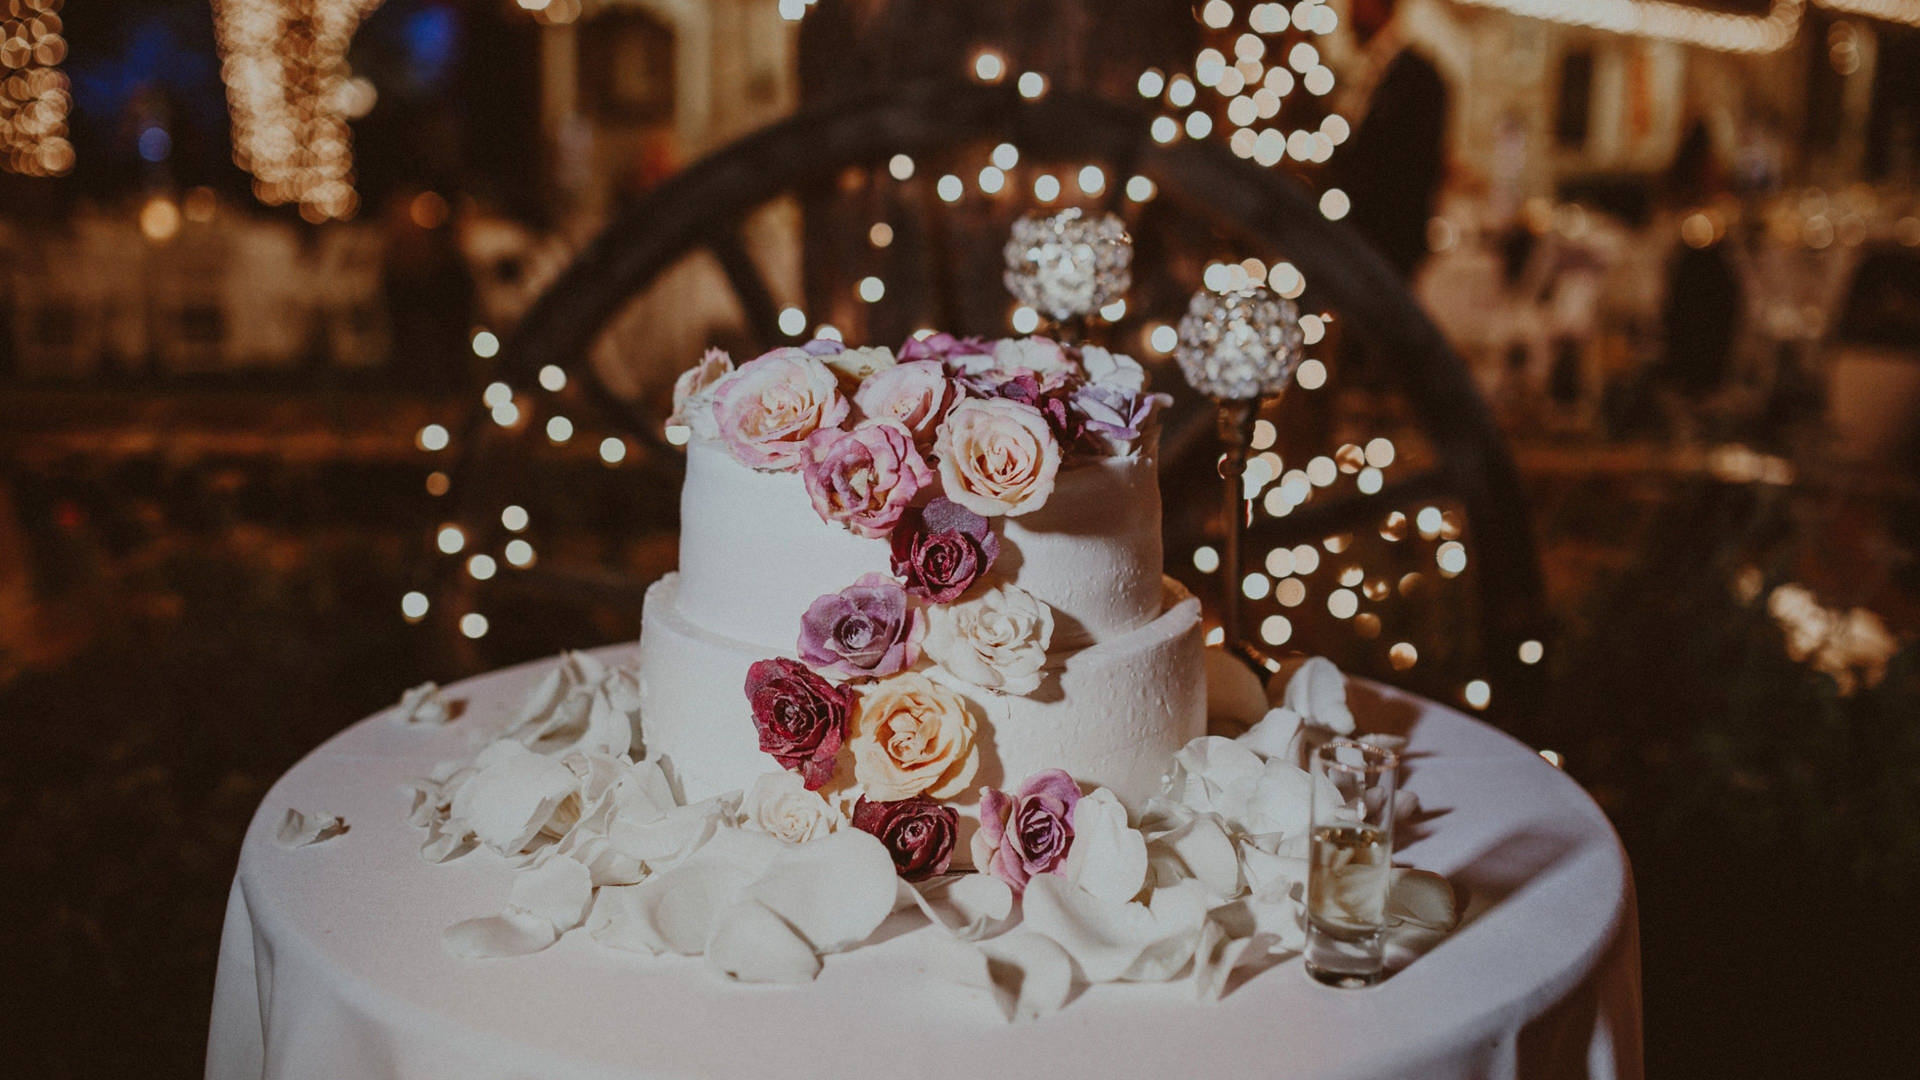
[1173,286,1305,400]
[1002,208,1133,322]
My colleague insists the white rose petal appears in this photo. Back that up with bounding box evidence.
[451,740,580,855]
[932,930,1075,1022]
[274,809,347,849]
[507,854,595,932]
[924,583,1054,695]
[1142,805,1243,898]
[1272,655,1355,734]
[1020,875,1210,983]
[1238,707,1305,761]
[1191,916,1294,1001]
[443,910,558,959]
[395,681,453,726]
[993,337,1073,376]
[1062,788,1148,904]
[706,900,823,984]
[742,830,899,953]
[908,873,1015,941]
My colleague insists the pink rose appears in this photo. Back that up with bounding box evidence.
[853,360,961,451]
[712,349,850,471]
[668,347,734,436]
[972,769,1081,893]
[933,397,1062,518]
[800,420,933,538]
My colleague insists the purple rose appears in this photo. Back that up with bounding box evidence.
[745,658,857,790]
[850,796,958,882]
[889,497,999,603]
[798,573,925,679]
[1073,387,1171,457]
[899,331,996,379]
[971,769,1081,893]
[800,420,933,539]
[991,370,1085,447]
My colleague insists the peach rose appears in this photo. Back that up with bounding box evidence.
[934,397,1062,517]
[668,347,734,438]
[849,672,980,801]
[712,349,850,471]
[821,345,897,396]
[853,360,961,451]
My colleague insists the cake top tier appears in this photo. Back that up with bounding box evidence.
[667,334,1174,650]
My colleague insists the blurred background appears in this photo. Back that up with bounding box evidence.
[2,0,1917,1076]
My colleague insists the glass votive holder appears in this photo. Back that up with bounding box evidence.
[1304,738,1400,988]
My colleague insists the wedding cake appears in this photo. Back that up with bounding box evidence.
[638,333,1207,826]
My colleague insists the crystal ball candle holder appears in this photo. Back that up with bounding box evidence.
[1174,286,1305,401]
[1002,208,1133,322]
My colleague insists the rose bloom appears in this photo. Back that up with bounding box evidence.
[992,336,1075,378]
[799,420,932,539]
[991,369,1083,448]
[972,769,1082,893]
[669,347,734,437]
[1073,386,1170,458]
[853,360,961,450]
[898,332,996,378]
[821,344,897,395]
[923,583,1054,695]
[744,657,858,789]
[1076,345,1146,396]
[850,796,958,881]
[889,497,999,603]
[934,397,1062,518]
[848,671,979,801]
[797,573,925,680]
[740,771,841,844]
[712,349,850,471]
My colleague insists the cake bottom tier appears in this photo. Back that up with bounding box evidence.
[636,574,1207,808]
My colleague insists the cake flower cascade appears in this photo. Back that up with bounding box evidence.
[402,332,1458,1016]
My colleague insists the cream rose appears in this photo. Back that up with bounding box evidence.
[924,583,1055,695]
[849,672,980,801]
[993,337,1074,377]
[739,771,841,844]
[712,349,850,471]
[823,345,897,394]
[669,347,734,438]
[853,359,960,450]
[934,397,1062,518]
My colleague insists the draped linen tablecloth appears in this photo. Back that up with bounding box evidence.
[207,646,1642,1080]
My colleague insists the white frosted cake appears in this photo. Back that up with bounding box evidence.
[637,334,1206,819]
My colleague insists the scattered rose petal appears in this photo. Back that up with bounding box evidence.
[1020,875,1209,983]
[443,911,558,959]
[908,873,1015,941]
[932,930,1075,1022]
[275,809,347,849]
[1062,789,1148,905]
[742,830,898,953]
[395,681,453,726]
[1271,655,1355,734]
[508,855,594,932]
[1238,707,1304,762]
[706,900,823,984]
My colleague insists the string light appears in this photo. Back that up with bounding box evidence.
[501,506,529,531]
[472,330,500,358]
[1078,165,1107,196]
[991,143,1020,170]
[1519,640,1545,665]
[978,166,1006,195]
[1260,615,1293,646]
[0,0,73,177]
[545,416,573,443]
[460,613,490,639]
[778,307,807,336]
[1138,70,1165,98]
[1450,0,1805,53]
[417,424,450,452]
[858,276,885,303]
[436,525,466,555]
[504,539,535,568]
[972,49,1006,83]
[936,174,963,202]
[1033,174,1061,202]
[599,437,627,465]
[888,154,914,181]
[1296,359,1327,389]
[1193,546,1221,574]
[467,554,497,581]
[213,0,382,219]
[1011,306,1040,334]
[538,365,567,392]
[1464,680,1491,710]
[869,222,893,248]
[400,591,429,621]
[1017,71,1047,98]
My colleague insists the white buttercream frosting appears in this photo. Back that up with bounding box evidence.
[638,574,1206,808]
[674,436,1165,649]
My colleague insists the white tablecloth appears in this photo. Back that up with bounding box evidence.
[207,647,1642,1080]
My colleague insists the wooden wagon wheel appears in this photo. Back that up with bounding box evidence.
[434,78,1548,728]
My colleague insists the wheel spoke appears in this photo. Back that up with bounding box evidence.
[706,229,784,350]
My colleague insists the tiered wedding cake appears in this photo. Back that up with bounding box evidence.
[638,334,1207,820]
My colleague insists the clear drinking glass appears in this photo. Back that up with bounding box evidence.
[1304,738,1399,988]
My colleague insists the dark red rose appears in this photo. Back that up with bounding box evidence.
[889,497,1001,603]
[851,795,959,882]
[744,658,856,790]
[991,371,1084,447]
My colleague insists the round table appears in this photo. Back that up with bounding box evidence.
[207,646,1641,1080]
